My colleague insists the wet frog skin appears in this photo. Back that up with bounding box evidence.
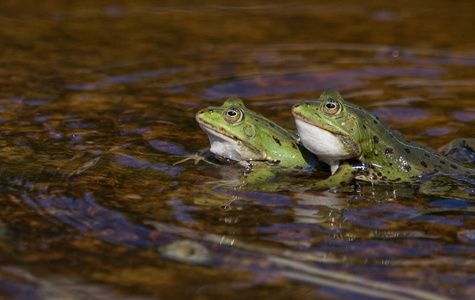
[439,138,475,168]
[292,90,475,195]
[196,98,319,170]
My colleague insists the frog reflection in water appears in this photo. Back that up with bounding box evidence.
[292,90,475,198]
[195,98,326,182]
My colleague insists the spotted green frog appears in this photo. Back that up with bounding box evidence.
[292,90,475,198]
[195,98,322,173]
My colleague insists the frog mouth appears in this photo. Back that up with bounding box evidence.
[292,111,343,136]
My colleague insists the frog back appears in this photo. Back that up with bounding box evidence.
[358,119,474,183]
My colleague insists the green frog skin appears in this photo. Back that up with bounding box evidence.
[292,90,475,195]
[196,98,319,170]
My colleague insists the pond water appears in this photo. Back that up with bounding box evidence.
[0,0,474,299]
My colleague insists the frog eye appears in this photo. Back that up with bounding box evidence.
[224,107,244,123]
[322,99,342,115]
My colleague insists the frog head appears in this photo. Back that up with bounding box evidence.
[196,98,303,165]
[292,90,370,173]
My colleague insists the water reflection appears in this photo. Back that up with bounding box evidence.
[10,184,444,299]
[66,67,185,91]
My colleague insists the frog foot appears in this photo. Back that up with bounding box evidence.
[174,153,219,166]
[438,138,475,167]
[418,174,475,200]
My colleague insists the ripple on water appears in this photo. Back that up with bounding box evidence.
[426,127,452,136]
[371,107,431,122]
[65,67,185,91]
[458,230,475,244]
[200,65,444,99]
[115,154,184,177]
[149,140,190,156]
[200,71,366,99]
[454,111,475,122]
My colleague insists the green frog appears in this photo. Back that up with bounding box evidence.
[195,98,324,174]
[292,90,475,198]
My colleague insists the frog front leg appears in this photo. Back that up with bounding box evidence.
[310,162,356,191]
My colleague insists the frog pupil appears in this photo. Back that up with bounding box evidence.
[326,103,336,109]
[228,111,237,116]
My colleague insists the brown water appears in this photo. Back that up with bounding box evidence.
[0,0,474,299]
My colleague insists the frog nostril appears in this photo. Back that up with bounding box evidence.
[294,104,300,108]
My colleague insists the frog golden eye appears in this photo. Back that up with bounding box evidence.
[224,107,244,123]
[322,100,341,115]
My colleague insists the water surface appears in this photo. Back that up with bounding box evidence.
[0,1,474,299]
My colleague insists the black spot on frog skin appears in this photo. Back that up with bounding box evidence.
[291,143,297,149]
[385,147,394,154]
[440,160,446,164]
[450,164,458,169]
[273,136,282,146]
[404,165,412,172]
[373,136,379,144]
[377,171,382,177]
[269,123,275,128]
[255,119,259,122]
[424,153,430,158]
[404,148,411,154]
[362,124,367,129]
[294,104,300,108]
[421,161,428,168]
[433,169,438,173]
[373,120,378,124]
